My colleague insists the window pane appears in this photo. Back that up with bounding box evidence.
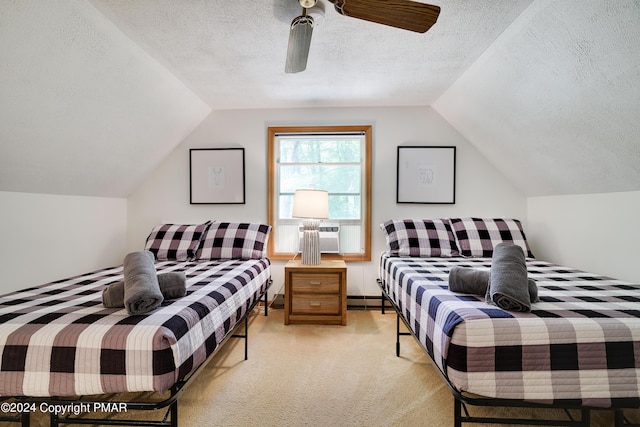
[329,195,360,220]
[280,139,361,163]
[279,194,294,220]
[279,165,361,194]
[279,194,360,220]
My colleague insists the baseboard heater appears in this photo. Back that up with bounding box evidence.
[270,294,391,310]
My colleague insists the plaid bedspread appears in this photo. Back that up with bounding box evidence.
[0,259,270,397]
[379,253,640,408]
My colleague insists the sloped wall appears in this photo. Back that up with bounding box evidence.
[433,0,640,197]
[0,0,210,197]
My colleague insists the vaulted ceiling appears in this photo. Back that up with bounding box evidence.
[1,0,638,198]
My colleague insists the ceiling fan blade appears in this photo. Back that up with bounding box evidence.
[285,15,314,73]
[330,0,440,33]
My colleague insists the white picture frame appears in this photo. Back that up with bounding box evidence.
[396,146,456,204]
[190,148,245,204]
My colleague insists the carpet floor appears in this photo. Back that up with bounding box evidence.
[26,307,640,426]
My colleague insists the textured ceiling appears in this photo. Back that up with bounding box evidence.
[88,0,534,109]
[434,0,640,196]
[1,0,638,198]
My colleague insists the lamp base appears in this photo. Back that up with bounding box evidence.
[300,219,321,265]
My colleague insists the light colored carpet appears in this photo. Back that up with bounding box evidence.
[26,308,640,426]
[180,308,451,427]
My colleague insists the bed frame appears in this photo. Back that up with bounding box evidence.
[379,280,640,427]
[2,280,271,427]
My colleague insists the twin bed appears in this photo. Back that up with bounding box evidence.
[378,218,640,427]
[0,221,272,427]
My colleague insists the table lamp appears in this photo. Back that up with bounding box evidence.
[292,189,329,265]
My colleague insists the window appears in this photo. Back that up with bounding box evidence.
[268,125,372,261]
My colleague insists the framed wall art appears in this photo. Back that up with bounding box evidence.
[190,148,245,204]
[396,146,456,204]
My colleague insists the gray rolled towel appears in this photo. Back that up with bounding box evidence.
[122,251,163,315]
[448,266,539,302]
[102,272,187,308]
[448,266,490,295]
[486,243,532,312]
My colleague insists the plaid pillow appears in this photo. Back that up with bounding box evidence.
[144,221,212,261]
[196,222,272,260]
[449,217,534,258]
[381,219,460,257]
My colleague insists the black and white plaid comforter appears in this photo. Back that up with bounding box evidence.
[379,253,640,408]
[0,259,270,397]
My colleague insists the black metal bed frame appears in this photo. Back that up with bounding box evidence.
[3,279,272,427]
[378,279,639,427]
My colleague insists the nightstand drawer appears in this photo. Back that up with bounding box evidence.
[291,294,340,315]
[284,260,347,326]
[290,273,340,294]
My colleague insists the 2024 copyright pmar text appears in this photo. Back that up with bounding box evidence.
[1,401,128,416]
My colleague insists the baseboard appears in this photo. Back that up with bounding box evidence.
[269,294,391,310]
[270,294,285,309]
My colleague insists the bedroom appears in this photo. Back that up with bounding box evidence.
[1,0,639,426]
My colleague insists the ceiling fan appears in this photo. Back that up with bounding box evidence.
[285,0,441,73]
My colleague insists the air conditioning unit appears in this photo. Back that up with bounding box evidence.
[298,223,340,253]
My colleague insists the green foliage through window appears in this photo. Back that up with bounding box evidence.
[278,137,362,220]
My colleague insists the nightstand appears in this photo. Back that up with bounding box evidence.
[284,259,347,326]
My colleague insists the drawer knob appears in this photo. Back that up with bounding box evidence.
[308,281,322,285]
[309,302,322,307]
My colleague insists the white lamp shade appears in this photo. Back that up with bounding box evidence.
[292,189,329,219]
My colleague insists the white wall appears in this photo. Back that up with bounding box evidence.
[0,191,127,293]
[528,191,640,283]
[127,106,526,298]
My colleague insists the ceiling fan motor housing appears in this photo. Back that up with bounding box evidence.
[299,0,317,8]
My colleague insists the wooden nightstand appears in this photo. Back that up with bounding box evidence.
[284,259,347,326]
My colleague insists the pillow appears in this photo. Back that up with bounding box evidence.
[449,217,534,258]
[380,219,460,257]
[144,221,212,261]
[196,222,272,260]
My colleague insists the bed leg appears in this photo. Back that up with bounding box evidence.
[171,399,178,427]
[381,291,385,314]
[615,409,626,427]
[21,411,30,427]
[166,385,179,427]
[264,289,268,316]
[581,408,590,427]
[243,316,249,361]
[396,314,401,357]
[453,398,462,427]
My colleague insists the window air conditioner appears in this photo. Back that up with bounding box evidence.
[298,223,340,254]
